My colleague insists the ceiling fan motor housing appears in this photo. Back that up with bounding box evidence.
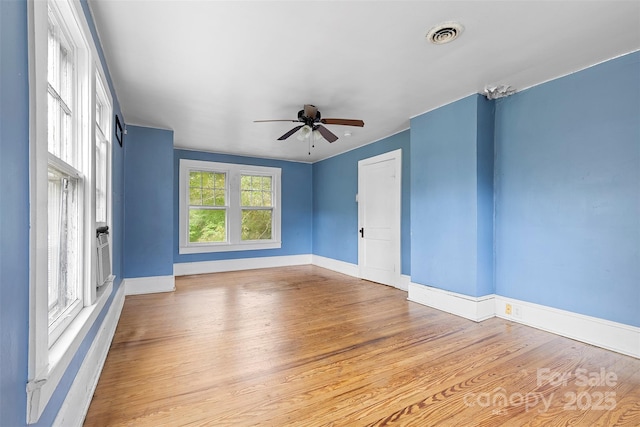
[298,109,321,124]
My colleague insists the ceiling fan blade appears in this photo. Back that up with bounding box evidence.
[303,104,318,119]
[316,125,339,143]
[253,119,299,123]
[321,118,365,127]
[277,125,304,140]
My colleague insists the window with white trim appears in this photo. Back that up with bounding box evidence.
[46,0,87,346]
[27,0,114,422]
[179,159,281,253]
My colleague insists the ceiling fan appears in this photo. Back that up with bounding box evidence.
[254,104,364,143]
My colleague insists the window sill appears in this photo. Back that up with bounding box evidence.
[26,278,114,424]
[179,241,281,254]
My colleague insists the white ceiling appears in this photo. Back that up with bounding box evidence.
[88,1,640,163]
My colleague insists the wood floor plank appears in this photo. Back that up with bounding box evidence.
[84,266,640,426]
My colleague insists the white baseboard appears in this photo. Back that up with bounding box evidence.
[311,255,359,278]
[408,282,495,322]
[124,275,175,295]
[53,282,126,427]
[174,254,312,276]
[494,296,640,359]
[398,274,410,292]
[311,255,409,292]
[408,282,639,359]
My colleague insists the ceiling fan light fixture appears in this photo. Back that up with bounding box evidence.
[312,129,324,142]
[427,22,464,44]
[296,125,313,141]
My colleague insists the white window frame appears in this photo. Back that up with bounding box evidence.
[27,0,114,422]
[179,159,281,254]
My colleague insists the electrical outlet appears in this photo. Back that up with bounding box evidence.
[513,305,522,319]
[505,303,512,315]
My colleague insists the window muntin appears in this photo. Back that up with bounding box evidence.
[179,160,281,253]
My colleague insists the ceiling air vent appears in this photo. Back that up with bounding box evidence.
[427,22,464,45]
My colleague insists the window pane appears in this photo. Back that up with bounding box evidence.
[202,171,215,189]
[61,109,73,166]
[189,188,202,205]
[189,171,202,188]
[95,133,107,223]
[202,189,214,206]
[214,190,225,206]
[241,210,272,240]
[215,173,225,188]
[59,43,73,107]
[240,175,251,190]
[48,168,80,326]
[263,176,272,191]
[48,92,60,156]
[189,209,226,243]
[241,190,251,206]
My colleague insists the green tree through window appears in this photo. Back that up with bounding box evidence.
[241,175,273,240]
[189,171,226,242]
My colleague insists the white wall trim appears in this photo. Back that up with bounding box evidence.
[124,275,175,295]
[311,255,409,292]
[494,296,640,359]
[408,282,640,359]
[397,274,411,292]
[174,254,312,276]
[53,282,125,427]
[26,280,114,424]
[311,255,359,278]
[408,282,495,322]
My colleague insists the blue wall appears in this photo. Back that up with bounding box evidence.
[0,0,126,425]
[312,130,411,275]
[410,95,494,297]
[124,126,174,277]
[494,52,640,326]
[475,96,496,297]
[173,149,313,263]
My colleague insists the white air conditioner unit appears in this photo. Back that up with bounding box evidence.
[97,231,113,287]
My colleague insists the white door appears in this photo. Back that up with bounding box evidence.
[358,149,401,288]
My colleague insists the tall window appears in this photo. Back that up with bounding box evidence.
[47,4,83,343]
[179,159,281,253]
[28,0,115,421]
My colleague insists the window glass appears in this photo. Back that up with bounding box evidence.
[47,168,81,328]
[95,74,110,224]
[188,171,227,243]
[240,175,273,241]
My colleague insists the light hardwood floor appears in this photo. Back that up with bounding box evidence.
[84,266,640,426]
